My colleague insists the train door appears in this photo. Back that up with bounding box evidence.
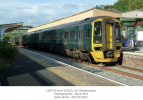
[102,19,116,51]
[78,25,84,50]
[64,28,70,49]
[106,24,113,49]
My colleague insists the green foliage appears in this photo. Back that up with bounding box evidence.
[103,5,114,9]
[114,0,130,12]
[95,0,143,12]
[129,0,143,11]
[4,33,17,41]
[95,5,104,10]
[94,5,114,10]
[0,40,19,64]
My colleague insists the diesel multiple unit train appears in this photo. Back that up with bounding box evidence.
[11,16,122,63]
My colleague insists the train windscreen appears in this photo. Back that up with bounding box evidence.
[116,22,121,43]
[94,21,102,44]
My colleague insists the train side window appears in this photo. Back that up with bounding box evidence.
[64,32,69,39]
[39,33,42,40]
[41,32,45,40]
[52,33,56,39]
[59,32,63,39]
[55,33,58,39]
[70,31,76,39]
[79,31,80,39]
[86,29,90,38]
[49,31,54,39]
[44,31,49,40]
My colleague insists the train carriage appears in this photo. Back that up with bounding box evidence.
[11,16,122,63]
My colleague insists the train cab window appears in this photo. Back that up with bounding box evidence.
[59,32,63,39]
[70,31,76,39]
[86,29,90,38]
[94,21,102,44]
[116,22,121,43]
[64,32,69,39]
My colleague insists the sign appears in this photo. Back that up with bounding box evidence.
[122,29,126,39]
[123,22,132,26]
[136,26,140,31]
[136,31,143,41]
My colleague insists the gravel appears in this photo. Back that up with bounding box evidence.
[22,47,143,86]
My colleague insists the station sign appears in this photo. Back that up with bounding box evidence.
[123,22,132,26]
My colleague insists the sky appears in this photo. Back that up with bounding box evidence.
[0,0,118,27]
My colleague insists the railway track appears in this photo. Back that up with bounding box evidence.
[21,46,143,81]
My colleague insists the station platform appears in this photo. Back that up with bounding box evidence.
[0,47,123,86]
[122,47,143,52]
[119,47,143,70]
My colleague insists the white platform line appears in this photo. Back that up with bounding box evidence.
[19,47,128,86]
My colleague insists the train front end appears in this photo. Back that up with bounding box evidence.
[90,16,121,62]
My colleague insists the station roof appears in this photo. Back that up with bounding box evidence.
[0,22,23,33]
[120,17,143,22]
[105,8,121,13]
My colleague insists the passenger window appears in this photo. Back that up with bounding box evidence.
[49,32,53,39]
[55,33,58,39]
[59,32,63,39]
[86,29,90,38]
[39,33,42,40]
[52,33,58,39]
[79,31,80,39]
[70,31,76,39]
[44,31,49,40]
[64,32,69,39]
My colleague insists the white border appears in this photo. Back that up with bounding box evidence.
[19,47,128,86]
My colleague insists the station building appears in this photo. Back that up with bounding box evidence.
[121,9,143,39]
[28,8,143,41]
[28,8,122,33]
[4,26,33,35]
[0,22,23,40]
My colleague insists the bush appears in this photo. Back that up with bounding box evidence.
[4,33,17,41]
[0,40,19,64]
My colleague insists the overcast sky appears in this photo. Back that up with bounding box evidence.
[0,0,117,27]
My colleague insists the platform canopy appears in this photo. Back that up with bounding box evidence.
[0,22,23,40]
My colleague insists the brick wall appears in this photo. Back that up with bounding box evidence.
[118,52,143,70]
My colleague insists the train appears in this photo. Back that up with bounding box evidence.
[11,16,122,63]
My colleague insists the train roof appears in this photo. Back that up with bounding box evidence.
[41,16,102,32]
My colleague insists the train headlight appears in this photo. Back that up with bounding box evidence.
[95,40,101,43]
[116,40,120,43]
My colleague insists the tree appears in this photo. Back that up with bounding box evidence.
[95,5,104,10]
[95,5,114,10]
[129,0,143,11]
[3,33,17,41]
[103,5,114,9]
[114,0,130,12]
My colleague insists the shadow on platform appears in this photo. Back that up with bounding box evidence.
[0,52,71,86]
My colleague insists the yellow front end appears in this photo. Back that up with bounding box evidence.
[90,17,122,62]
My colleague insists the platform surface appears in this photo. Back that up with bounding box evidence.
[0,47,123,86]
[122,47,143,53]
